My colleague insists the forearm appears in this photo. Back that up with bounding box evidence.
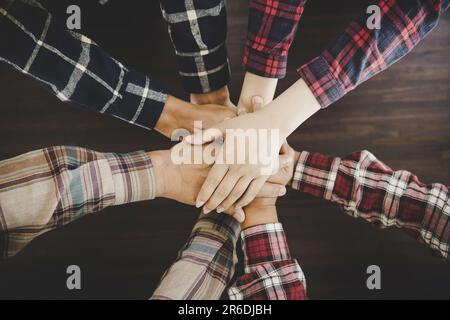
[262,78,321,139]
[291,150,450,260]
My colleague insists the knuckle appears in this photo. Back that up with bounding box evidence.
[216,189,229,199]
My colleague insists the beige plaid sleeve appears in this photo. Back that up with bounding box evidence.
[0,146,155,259]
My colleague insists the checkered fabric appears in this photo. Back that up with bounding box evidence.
[0,0,168,130]
[0,146,156,259]
[292,150,450,260]
[0,143,301,300]
[298,0,450,108]
[160,0,230,93]
[228,223,307,300]
[151,212,241,300]
[244,0,306,78]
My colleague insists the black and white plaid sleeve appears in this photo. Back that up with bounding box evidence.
[160,0,230,94]
[0,0,168,130]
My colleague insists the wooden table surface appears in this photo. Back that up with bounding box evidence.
[0,0,449,299]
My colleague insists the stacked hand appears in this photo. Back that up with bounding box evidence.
[148,141,294,222]
[186,97,285,217]
[153,73,320,223]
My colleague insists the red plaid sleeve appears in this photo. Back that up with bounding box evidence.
[298,0,450,108]
[244,0,307,78]
[292,150,450,260]
[228,223,307,300]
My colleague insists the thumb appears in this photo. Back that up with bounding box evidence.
[251,96,265,112]
[237,106,248,116]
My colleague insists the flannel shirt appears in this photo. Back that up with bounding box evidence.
[0,145,302,300]
[228,223,307,300]
[292,150,450,260]
[160,0,230,93]
[0,0,168,130]
[245,0,449,108]
[151,212,240,300]
[298,0,450,108]
[244,0,307,78]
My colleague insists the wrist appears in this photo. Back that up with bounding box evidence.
[190,86,231,106]
[239,72,278,110]
[148,150,173,199]
[155,95,188,137]
[242,202,278,229]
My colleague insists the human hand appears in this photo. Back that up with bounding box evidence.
[191,86,235,108]
[186,95,292,218]
[241,142,299,228]
[154,94,237,139]
[148,142,289,210]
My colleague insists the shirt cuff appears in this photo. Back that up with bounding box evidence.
[243,46,288,79]
[175,43,231,94]
[116,70,169,130]
[193,211,241,244]
[297,55,346,108]
[241,223,291,271]
[104,151,156,205]
[291,150,340,202]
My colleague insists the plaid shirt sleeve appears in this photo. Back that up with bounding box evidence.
[292,150,450,260]
[151,212,240,300]
[228,223,307,300]
[298,0,450,108]
[0,0,168,130]
[0,146,156,260]
[160,0,230,94]
[244,0,307,78]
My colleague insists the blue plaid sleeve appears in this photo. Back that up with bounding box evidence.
[160,0,230,94]
[0,0,168,130]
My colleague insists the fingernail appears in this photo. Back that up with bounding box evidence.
[279,188,287,196]
[196,201,205,208]
[217,207,225,213]
[203,207,212,214]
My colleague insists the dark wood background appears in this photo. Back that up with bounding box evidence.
[0,0,449,300]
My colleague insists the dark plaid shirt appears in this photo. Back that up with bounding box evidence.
[244,0,307,78]
[160,0,230,93]
[0,0,231,131]
[245,0,449,109]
